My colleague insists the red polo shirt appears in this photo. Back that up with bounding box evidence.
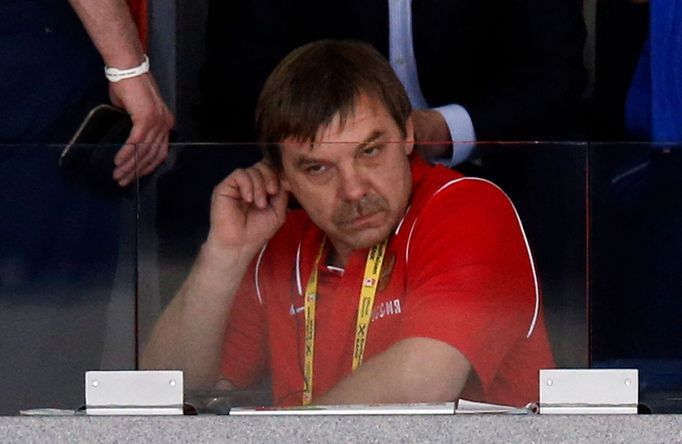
[221,156,555,407]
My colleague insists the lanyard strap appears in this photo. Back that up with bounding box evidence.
[302,238,387,405]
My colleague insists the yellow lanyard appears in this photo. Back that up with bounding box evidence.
[302,238,388,405]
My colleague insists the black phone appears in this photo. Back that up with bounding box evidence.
[59,104,133,197]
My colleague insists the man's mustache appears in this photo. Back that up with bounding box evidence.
[333,195,389,225]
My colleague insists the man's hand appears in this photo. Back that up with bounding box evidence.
[206,161,289,258]
[110,73,174,187]
[411,109,452,162]
[65,0,174,187]
[141,161,287,387]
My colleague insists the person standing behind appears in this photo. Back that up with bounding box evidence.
[0,0,172,413]
[1,0,173,181]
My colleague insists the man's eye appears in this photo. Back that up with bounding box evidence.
[361,145,382,157]
[305,164,327,175]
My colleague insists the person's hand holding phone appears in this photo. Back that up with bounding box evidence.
[205,161,289,261]
[109,74,174,186]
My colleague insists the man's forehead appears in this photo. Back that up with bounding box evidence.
[281,130,386,168]
[281,97,396,153]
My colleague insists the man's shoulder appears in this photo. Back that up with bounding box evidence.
[412,159,512,214]
[405,162,525,255]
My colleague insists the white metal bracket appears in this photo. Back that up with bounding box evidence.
[85,370,184,415]
[539,369,638,414]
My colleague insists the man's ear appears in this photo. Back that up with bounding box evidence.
[404,115,415,155]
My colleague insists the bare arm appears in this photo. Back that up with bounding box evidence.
[140,243,254,389]
[316,337,471,405]
[141,162,288,389]
[67,0,174,186]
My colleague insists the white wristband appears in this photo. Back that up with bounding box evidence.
[105,55,150,82]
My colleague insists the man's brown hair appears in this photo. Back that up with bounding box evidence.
[255,39,412,169]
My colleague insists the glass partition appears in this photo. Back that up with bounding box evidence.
[3,141,680,414]
[136,144,271,409]
[469,142,588,368]
[0,144,137,414]
[137,142,589,412]
[589,142,682,413]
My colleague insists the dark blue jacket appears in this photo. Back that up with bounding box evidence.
[625,0,682,141]
[0,0,105,143]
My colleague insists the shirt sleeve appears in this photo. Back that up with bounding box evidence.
[220,259,269,389]
[433,104,477,166]
[399,179,539,393]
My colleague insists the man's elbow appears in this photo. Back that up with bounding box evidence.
[400,367,470,403]
[393,338,472,403]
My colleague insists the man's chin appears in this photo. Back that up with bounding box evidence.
[340,224,393,250]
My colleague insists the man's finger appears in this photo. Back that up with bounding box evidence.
[117,116,159,185]
[228,169,255,204]
[140,133,169,177]
[115,123,146,166]
[245,167,269,209]
[113,143,137,184]
[115,143,147,186]
[114,120,151,184]
[252,161,280,195]
[134,140,158,177]
[114,143,135,169]
[136,130,166,177]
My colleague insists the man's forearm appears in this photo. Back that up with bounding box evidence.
[315,337,471,405]
[143,159,288,388]
[68,0,175,188]
[67,0,144,67]
[140,243,253,389]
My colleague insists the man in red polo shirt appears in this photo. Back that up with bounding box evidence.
[143,40,554,407]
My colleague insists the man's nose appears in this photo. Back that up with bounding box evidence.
[337,166,369,201]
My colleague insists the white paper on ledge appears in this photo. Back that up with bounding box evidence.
[456,399,539,415]
[229,400,537,416]
[229,402,456,415]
